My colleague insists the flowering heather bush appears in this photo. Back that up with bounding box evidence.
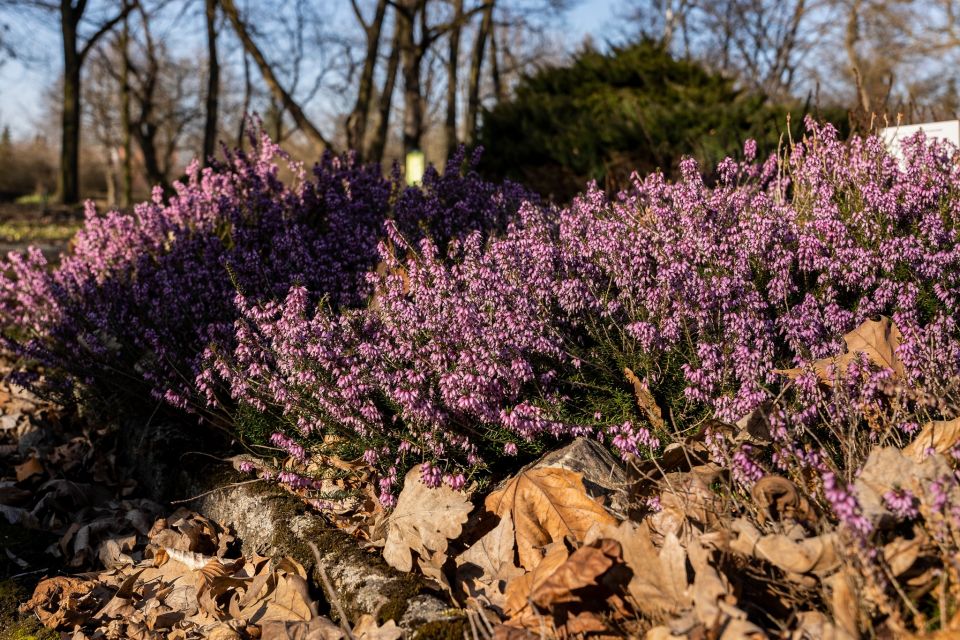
[211,119,960,501]
[0,131,530,411]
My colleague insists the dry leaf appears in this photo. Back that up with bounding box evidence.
[585,520,689,619]
[903,417,960,462]
[825,570,860,639]
[529,538,623,609]
[382,464,473,573]
[19,576,100,629]
[456,512,525,609]
[15,455,44,482]
[729,519,840,578]
[504,541,571,618]
[752,476,816,525]
[485,467,617,570]
[625,367,666,431]
[354,614,404,640]
[776,316,905,384]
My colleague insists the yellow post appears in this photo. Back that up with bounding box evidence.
[405,149,425,186]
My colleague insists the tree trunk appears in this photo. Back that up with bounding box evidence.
[203,0,219,165]
[347,0,388,158]
[237,50,251,148]
[120,8,132,206]
[845,0,871,117]
[444,0,463,157]
[464,0,493,146]
[490,17,503,103]
[399,0,425,156]
[60,1,81,205]
[367,22,401,163]
[220,0,331,150]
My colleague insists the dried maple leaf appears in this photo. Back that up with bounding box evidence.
[903,417,960,462]
[382,464,473,573]
[485,467,617,570]
[776,316,905,384]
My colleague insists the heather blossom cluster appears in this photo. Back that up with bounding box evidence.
[4,118,960,529]
[196,119,960,503]
[0,130,529,414]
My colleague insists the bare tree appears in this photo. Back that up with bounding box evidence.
[464,0,492,144]
[203,0,218,164]
[368,16,401,163]
[219,0,332,149]
[58,0,137,203]
[445,0,464,154]
[346,0,389,157]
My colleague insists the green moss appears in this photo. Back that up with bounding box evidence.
[413,618,467,640]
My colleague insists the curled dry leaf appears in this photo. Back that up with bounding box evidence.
[752,475,816,525]
[382,464,473,573]
[776,316,905,384]
[529,538,626,610]
[729,519,840,578]
[19,576,101,629]
[902,417,960,463]
[504,540,571,619]
[485,466,617,570]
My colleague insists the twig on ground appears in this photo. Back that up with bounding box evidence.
[308,540,356,640]
[168,479,262,504]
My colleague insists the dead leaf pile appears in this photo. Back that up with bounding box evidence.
[20,506,402,639]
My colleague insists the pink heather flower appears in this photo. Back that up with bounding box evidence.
[823,472,873,537]
[731,444,765,487]
[503,443,518,456]
[237,460,256,474]
[883,488,919,520]
[420,462,443,489]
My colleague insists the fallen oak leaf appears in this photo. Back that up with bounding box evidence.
[485,467,617,571]
[383,464,473,573]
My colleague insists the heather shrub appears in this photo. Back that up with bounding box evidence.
[0,131,531,414]
[211,120,960,501]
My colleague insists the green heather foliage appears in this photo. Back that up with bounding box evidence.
[479,39,846,201]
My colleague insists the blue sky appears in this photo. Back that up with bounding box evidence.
[0,0,619,138]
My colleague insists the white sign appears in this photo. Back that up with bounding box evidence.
[881,120,960,162]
